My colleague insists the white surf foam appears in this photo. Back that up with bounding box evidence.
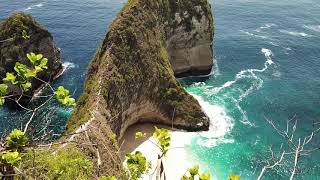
[255,23,277,32]
[209,48,275,126]
[54,62,76,78]
[241,30,271,40]
[133,94,235,179]
[24,3,43,11]
[269,41,279,47]
[62,62,76,70]
[211,48,274,95]
[303,25,320,33]
[192,95,235,148]
[212,80,236,93]
[279,30,312,37]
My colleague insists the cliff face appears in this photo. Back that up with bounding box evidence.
[166,0,214,77]
[0,13,62,101]
[68,0,213,176]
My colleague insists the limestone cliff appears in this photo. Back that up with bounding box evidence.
[0,13,62,103]
[166,0,214,77]
[67,0,213,177]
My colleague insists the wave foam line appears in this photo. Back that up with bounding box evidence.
[209,49,275,125]
[303,25,320,33]
[279,30,312,37]
[211,48,274,94]
[240,30,271,40]
[24,3,43,11]
[255,23,277,32]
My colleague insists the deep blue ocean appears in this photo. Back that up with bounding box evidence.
[1,0,320,179]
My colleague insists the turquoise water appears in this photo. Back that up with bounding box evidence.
[183,0,320,179]
[1,0,320,179]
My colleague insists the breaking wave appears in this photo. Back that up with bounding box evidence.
[24,3,44,11]
[193,95,235,148]
[62,62,76,71]
[279,30,312,37]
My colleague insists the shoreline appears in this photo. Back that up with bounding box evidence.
[119,94,234,179]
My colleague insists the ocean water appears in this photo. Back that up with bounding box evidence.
[1,0,320,179]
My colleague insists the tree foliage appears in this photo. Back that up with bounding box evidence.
[125,151,151,180]
[2,52,48,93]
[228,174,240,180]
[0,151,21,166]
[5,129,28,150]
[181,165,210,180]
[135,132,146,139]
[21,149,93,180]
[153,127,170,155]
[55,86,76,106]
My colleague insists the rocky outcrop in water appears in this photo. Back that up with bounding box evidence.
[67,0,213,177]
[0,13,62,103]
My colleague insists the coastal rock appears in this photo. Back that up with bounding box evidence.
[166,1,214,77]
[68,0,213,176]
[0,13,62,103]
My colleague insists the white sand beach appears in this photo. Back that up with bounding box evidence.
[119,95,234,179]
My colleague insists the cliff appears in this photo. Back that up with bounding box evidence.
[0,13,62,103]
[66,0,213,177]
[166,0,214,77]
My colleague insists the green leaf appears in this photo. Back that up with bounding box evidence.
[188,165,199,177]
[64,97,76,106]
[27,53,47,70]
[180,176,193,180]
[98,176,116,180]
[22,30,30,40]
[228,174,240,180]
[14,62,28,80]
[3,72,17,85]
[199,173,210,180]
[55,86,76,106]
[39,58,48,69]
[0,84,8,96]
[5,129,28,150]
[21,82,32,92]
[109,133,117,144]
[27,52,38,65]
[36,54,43,61]
[125,151,150,179]
[0,97,5,106]
[135,132,146,139]
[153,127,171,155]
[0,151,21,166]
[34,65,43,73]
[26,69,37,78]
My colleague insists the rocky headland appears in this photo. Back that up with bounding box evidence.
[66,0,214,177]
